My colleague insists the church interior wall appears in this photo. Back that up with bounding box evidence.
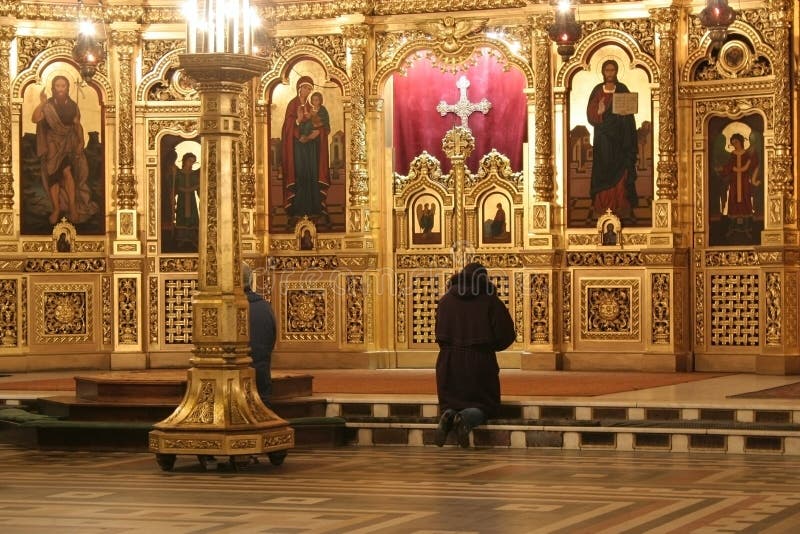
[0,1,797,375]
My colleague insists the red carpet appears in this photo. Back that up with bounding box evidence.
[308,370,723,397]
[729,381,800,399]
[0,370,723,397]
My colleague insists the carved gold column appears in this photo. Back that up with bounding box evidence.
[764,0,795,239]
[343,25,369,233]
[758,0,799,373]
[110,28,140,255]
[0,25,14,237]
[149,54,293,470]
[239,81,257,255]
[442,126,475,271]
[650,7,679,245]
[530,16,555,247]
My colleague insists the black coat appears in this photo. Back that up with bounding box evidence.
[246,289,276,404]
[435,264,516,417]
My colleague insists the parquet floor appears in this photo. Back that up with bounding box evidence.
[2,443,800,533]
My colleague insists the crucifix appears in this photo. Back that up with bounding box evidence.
[436,75,492,130]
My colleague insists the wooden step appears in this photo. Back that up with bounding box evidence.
[73,371,313,403]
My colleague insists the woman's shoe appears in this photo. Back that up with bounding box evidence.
[434,411,455,447]
[454,414,471,448]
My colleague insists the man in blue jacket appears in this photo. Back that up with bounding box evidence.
[242,262,277,408]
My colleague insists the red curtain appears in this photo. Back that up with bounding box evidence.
[392,53,527,175]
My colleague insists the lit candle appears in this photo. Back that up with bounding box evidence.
[216,0,224,53]
[205,0,214,52]
[186,1,197,53]
[242,0,250,54]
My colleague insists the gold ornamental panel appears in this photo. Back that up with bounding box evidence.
[281,281,336,342]
[708,273,759,349]
[163,278,198,345]
[579,278,641,342]
[409,274,441,346]
[31,281,96,347]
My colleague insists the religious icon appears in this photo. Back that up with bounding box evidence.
[411,194,442,245]
[269,61,346,233]
[707,115,765,246]
[160,135,201,253]
[300,229,314,250]
[567,49,653,228]
[481,194,511,244]
[20,67,105,235]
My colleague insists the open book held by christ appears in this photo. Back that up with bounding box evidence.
[612,92,638,115]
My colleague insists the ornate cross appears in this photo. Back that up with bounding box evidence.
[436,75,492,130]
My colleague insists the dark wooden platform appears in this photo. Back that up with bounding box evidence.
[73,370,313,403]
[26,371,347,450]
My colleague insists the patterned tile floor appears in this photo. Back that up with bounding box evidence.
[2,443,800,533]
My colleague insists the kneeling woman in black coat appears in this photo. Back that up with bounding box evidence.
[434,262,516,448]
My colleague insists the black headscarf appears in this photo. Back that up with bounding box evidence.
[448,262,496,298]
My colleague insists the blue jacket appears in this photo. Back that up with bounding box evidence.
[246,289,276,368]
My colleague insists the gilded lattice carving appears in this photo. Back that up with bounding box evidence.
[345,26,370,209]
[184,380,215,424]
[239,84,256,210]
[206,141,219,287]
[580,279,640,341]
[0,279,17,346]
[149,276,158,344]
[164,279,197,344]
[785,273,798,348]
[396,254,453,269]
[142,39,184,74]
[117,278,137,345]
[159,258,198,272]
[566,252,644,267]
[709,274,759,347]
[562,272,571,343]
[694,98,773,134]
[695,272,704,347]
[345,276,365,344]
[274,35,346,72]
[201,308,218,337]
[148,167,157,239]
[16,36,75,71]
[25,259,105,272]
[147,120,199,150]
[284,284,335,342]
[652,7,678,199]
[529,273,549,344]
[651,273,670,344]
[674,271,684,349]
[581,18,655,58]
[0,28,13,209]
[393,152,450,201]
[694,154,704,230]
[765,273,781,346]
[372,1,525,17]
[37,286,93,343]
[21,278,27,346]
[396,273,406,344]
[410,275,440,345]
[489,272,511,316]
[704,251,759,267]
[237,308,247,337]
[102,276,112,345]
[486,24,531,61]
[162,439,221,449]
[514,272,524,344]
[269,256,340,271]
[472,150,524,192]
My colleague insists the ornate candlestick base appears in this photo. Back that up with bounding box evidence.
[149,367,293,470]
[149,53,293,470]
